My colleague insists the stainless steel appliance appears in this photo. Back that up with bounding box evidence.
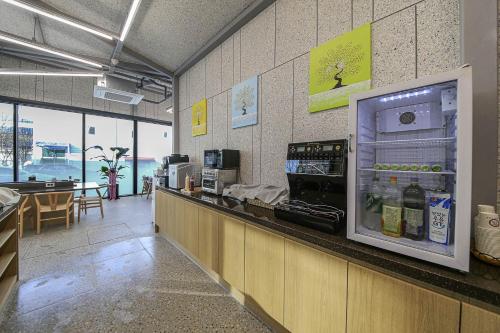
[168,163,202,189]
[274,140,348,233]
[202,168,238,195]
[204,149,240,169]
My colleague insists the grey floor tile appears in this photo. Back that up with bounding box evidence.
[87,223,133,244]
[1,196,270,333]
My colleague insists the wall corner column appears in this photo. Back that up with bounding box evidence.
[462,0,498,211]
[173,75,180,153]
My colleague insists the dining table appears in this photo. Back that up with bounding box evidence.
[11,182,107,230]
[13,181,106,194]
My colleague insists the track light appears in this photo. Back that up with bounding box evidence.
[120,0,141,42]
[0,32,103,68]
[1,0,114,40]
[0,70,103,77]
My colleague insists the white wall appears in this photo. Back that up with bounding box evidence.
[178,0,461,187]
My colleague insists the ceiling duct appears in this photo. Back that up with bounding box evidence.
[137,77,170,105]
[93,75,144,105]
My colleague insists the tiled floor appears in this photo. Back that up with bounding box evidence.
[0,196,270,332]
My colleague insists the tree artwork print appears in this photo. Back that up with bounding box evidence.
[309,23,371,113]
[231,76,258,129]
[192,98,207,136]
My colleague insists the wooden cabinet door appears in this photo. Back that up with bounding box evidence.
[284,239,347,333]
[347,263,460,333]
[173,196,184,244]
[461,303,500,333]
[183,201,199,257]
[164,194,175,238]
[245,225,285,324]
[218,216,245,291]
[155,191,166,235]
[154,190,161,229]
[198,207,219,273]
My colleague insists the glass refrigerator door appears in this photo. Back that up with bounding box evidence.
[347,68,472,271]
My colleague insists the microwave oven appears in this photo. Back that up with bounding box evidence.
[204,149,240,169]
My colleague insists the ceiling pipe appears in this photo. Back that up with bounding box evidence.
[137,77,171,104]
[0,46,171,86]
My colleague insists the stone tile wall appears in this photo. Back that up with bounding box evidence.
[178,0,461,187]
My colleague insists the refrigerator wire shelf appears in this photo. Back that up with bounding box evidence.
[357,137,456,147]
[358,168,456,175]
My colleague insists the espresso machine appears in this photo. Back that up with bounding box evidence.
[274,140,348,233]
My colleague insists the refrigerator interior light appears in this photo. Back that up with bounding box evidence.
[380,89,431,102]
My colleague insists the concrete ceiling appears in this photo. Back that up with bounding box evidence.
[0,0,255,73]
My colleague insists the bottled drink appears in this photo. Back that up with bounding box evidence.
[381,176,403,237]
[403,178,426,240]
[364,177,383,231]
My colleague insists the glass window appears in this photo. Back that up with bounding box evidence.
[17,106,82,182]
[85,115,134,196]
[137,122,172,191]
[0,103,14,182]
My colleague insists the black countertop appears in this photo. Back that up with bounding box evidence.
[157,186,500,308]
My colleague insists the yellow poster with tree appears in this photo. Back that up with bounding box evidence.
[192,98,207,136]
[309,23,371,113]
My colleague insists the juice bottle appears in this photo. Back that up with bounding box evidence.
[381,176,403,237]
[364,177,383,231]
[403,178,426,240]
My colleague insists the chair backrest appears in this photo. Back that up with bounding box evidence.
[19,194,31,211]
[34,191,73,211]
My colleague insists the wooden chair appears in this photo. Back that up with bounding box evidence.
[18,194,33,238]
[34,191,74,233]
[77,188,104,222]
[140,176,153,199]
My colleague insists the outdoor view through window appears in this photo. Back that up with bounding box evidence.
[17,106,83,182]
[0,103,172,194]
[0,103,13,181]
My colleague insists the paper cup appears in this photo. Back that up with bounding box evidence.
[475,225,500,258]
[478,205,496,213]
[476,212,500,229]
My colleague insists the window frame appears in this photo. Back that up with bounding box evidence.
[0,95,172,196]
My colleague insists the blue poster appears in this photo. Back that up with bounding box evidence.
[232,76,258,129]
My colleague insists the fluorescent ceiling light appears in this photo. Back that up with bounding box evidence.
[0,32,103,68]
[0,70,103,77]
[120,0,141,41]
[1,0,114,40]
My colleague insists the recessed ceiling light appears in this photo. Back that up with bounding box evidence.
[1,0,114,40]
[120,0,141,42]
[0,32,103,68]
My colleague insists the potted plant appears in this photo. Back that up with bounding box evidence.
[85,146,129,200]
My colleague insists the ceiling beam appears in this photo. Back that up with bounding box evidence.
[174,0,275,76]
[0,44,172,84]
[118,44,174,78]
[0,29,105,68]
[2,0,119,40]
[2,0,173,79]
